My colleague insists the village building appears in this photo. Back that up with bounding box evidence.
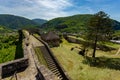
[41,31,60,47]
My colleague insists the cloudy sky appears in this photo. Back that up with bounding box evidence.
[0,0,120,21]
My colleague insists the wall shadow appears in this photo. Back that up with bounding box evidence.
[2,66,27,78]
[15,40,24,59]
[15,30,24,59]
[83,56,120,70]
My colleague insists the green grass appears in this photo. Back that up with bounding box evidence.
[0,27,4,30]
[0,46,16,63]
[34,47,48,67]
[102,41,120,49]
[113,30,120,37]
[69,35,85,41]
[51,38,120,80]
[33,34,40,38]
[69,35,120,49]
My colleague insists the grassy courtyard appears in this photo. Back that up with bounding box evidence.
[51,38,120,80]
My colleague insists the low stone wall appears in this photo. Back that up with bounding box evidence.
[65,35,116,51]
[65,36,81,44]
[1,58,28,78]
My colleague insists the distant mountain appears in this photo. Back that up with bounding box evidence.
[0,14,38,29]
[113,20,120,30]
[41,14,120,32]
[32,19,47,25]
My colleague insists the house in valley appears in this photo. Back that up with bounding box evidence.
[41,31,60,47]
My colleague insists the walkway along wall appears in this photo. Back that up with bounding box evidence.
[33,35,71,80]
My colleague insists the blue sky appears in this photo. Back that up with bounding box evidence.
[0,0,120,21]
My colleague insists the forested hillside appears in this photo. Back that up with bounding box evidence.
[0,25,12,33]
[41,14,92,32]
[41,14,120,32]
[0,14,38,29]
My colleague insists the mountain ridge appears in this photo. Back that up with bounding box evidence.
[41,14,120,32]
[0,14,45,29]
[32,19,47,25]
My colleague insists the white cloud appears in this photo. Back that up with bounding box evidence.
[1,0,119,22]
[0,0,73,20]
[34,0,72,9]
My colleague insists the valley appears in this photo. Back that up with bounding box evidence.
[0,11,120,80]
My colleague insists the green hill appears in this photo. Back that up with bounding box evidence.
[41,14,120,33]
[0,14,38,29]
[32,19,47,25]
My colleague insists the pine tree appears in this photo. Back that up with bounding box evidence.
[85,11,114,58]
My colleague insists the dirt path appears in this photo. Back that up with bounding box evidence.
[29,35,44,47]
[14,30,44,80]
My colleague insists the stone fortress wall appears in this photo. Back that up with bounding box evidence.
[0,30,29,79]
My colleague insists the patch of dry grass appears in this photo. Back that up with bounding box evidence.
[51,38,120,80]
